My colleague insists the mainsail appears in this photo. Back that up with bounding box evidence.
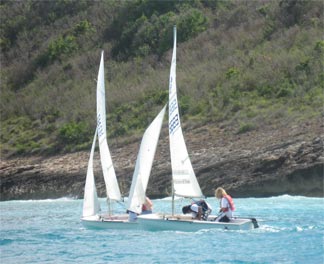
[96,51,122,201]
[127,105,166,214]
[168,26,203,198]
[82,129,100,217]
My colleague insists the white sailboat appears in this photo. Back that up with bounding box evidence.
[81,51,166,229]
[138,27,258,231]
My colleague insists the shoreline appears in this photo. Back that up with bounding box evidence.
[1,194,323,203]
[1,118,323,201]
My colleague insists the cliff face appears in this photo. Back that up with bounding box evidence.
[1,119,323,201]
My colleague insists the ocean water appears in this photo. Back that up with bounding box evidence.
[0,195,323,264]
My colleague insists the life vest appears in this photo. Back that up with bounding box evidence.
[223,194,235,211]
[142,203,152,212]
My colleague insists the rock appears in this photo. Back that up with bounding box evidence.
[0,119,323,200]
[254,155,286,174]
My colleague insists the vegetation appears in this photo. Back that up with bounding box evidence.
[0,0,323,156]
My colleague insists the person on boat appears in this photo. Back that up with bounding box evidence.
[127,197,153,221]
[141,197,153,214]
[182,199,212,220]
[182,203,203,220]
[214,187,235,222]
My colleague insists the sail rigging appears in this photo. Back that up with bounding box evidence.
[127,106,166,214]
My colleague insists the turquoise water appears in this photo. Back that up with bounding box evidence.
[1,196,323,263]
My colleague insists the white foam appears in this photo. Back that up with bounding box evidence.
[3,197,77,203]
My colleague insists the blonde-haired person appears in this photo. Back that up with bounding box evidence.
[214,187,235,222]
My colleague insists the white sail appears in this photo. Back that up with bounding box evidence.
[127,105,166,214]
[97,51,122,201]
[168,26,203,198]
[83,129,100,217]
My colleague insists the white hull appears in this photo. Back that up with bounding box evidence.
[81,214,139,230]
[137,213,257,231]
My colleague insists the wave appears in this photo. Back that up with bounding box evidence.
[256,224,286,233]
[254,224,321,233]
[156,196,183,201]
[153,195,323,202]
[267,194,322,199]
[294,225,318,232]
[0,238,14,246]
[232,195,324,202]
[2,197,78,203]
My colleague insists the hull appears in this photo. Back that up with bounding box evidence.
[81,214,139,230]
[137,213,257,231]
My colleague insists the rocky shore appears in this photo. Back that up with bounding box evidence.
[1,118,323,201]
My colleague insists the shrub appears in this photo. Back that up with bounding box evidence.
[278,0,308,27]
[111,2,208,59]
[177,8,208,43]
[225,67,239,79]
[73,20,94,36]
[276,79,295,98]
[109,123,127,138]
[179,95,191,116]
[58,121,90,145]
[314,40,324,53]
[145,89,168,105]
[237,122,256,134]
[263,18,277,40]
[48,35,78,61]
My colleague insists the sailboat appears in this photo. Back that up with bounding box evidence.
[81,51,166,229]
[137,27,258,231]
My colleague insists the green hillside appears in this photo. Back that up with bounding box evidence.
[1,0,323,156]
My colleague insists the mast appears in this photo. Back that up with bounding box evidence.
[170,25,177,216]
[107,198,111,216]
[172,179,175,216]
